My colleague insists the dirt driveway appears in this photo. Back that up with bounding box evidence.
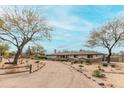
[0,61,100,88]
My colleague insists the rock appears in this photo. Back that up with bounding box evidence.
[107,83,114,88]
[87,76,91,79]
[92,79,96,81]
[98,82,105,86]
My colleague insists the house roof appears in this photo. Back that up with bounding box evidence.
[46,50,104,56]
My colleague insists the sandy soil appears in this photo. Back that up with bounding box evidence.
[0,58,44,75]
[64,62,124,88]
[0,61,100,88]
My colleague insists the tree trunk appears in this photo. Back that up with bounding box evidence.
[107,49,112,64]
[13,48,22,64]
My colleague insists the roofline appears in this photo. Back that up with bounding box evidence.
[46,53,105,56]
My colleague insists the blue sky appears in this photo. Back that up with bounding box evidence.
[38,5,124,53]
[2,5,124,53]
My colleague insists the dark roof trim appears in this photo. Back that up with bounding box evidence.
[46,52,104,56]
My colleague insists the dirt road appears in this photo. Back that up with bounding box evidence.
[0,61,100,88]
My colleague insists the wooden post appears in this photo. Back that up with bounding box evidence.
[122,56,124,63]
[29,64,32,73]
[38,62,40,69]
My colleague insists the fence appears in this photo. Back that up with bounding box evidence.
[0,62,45,75]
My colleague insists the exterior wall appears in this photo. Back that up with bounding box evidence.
[93,55,103,59]
[102,56,124,62]
[46,55,57,59]
[46,54,103,62]
[110,56,119,62]
[110,56,124,62]
[76,55,87,58]
[89,57,103,62]
[68,54,103,59]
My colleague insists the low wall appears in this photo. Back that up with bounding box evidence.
[89,58,103,63]
[109,56,124,62]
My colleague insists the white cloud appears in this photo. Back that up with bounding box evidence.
[49,16,94,31]
[116,10,124,17]
[42,6,96,32]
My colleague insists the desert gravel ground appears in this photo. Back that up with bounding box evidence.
[0,61,100,88]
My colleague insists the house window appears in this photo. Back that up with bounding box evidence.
[87,55,93,58]
[62,55,65,58]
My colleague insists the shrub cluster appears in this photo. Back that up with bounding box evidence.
[79,64,84,68]
[102,63,108,67]
[110,64,116,68]
[92,69,105,78]
[85,60,92,65]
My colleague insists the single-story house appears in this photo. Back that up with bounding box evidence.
[46,50,105,62]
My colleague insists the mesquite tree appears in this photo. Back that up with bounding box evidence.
[31,44,46,55]
[0,7,52,64]
[86,17,124,63]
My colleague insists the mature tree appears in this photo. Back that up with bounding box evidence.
[86,17,124,63]
[25,44,46,59]
[0,7,52,64]
[31,44,46,56]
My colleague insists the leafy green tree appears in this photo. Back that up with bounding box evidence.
[0,43,9,57]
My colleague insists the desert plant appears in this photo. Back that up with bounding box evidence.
[92,69,105,78]
[102,63,108,67]
[85,60,92,65]
[79,64,84,68]
[98,65,105,72]
[80,61,83,64]
[110,64,116,68]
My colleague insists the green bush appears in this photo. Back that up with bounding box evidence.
[102,63,108,67]
[92,69,105,78]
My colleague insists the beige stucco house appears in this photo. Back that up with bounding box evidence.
[46,50,104,62]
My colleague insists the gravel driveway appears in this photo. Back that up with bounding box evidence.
[0,61,100,88]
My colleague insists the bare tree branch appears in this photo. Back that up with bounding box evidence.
[0,6,53,64]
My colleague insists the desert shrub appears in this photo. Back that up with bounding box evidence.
[98,65,105,72]
[80,61,83,64]
[102,63,108,67]
[31,57,34,59]
[85,60,92,65]
[110,64,116,68]
[98,83,105,86]
[86,59,90,63]
[79,64,84,68]
[92,69,105,78]
[35,61,40,63]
